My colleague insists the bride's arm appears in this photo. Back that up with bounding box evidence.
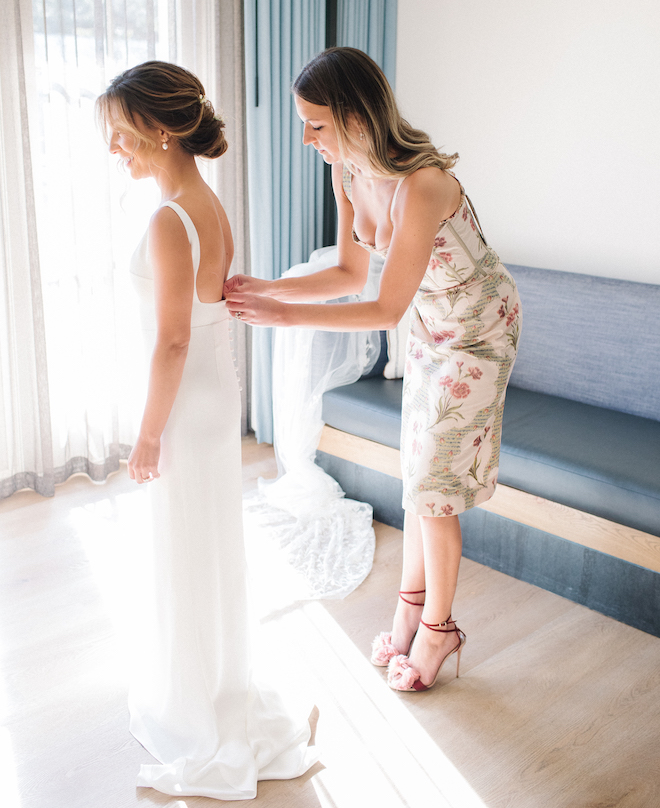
[128,207,194,484]
[224,162,370,302]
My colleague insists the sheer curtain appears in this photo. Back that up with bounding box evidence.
[0,0,248,498]
[179,0,251,434]
[0,0,53,497]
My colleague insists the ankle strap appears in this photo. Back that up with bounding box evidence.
[399,589,425,605]
[421,617,457,633]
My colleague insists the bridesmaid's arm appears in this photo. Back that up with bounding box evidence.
[224,162,370,302]
[226,167,450,331]
[128,207,194,484]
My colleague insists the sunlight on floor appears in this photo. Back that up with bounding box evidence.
[3,446,659,807]
[296,602,487,808]
[68,487,153,686]
[0,667,20,808]
[0,728,21,808]
[61,473,487,808]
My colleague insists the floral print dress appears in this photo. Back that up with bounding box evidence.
[343,167,522,516]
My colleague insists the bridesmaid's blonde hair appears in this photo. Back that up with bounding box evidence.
[293,47,458,179]
[96,61,227,160]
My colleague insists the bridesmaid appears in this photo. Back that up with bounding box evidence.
[225,47,521,693]
[97,61,315,798]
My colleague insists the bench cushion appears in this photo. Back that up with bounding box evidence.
[499,388,660,537]
[322,377,403,450]
[321,380,660,537]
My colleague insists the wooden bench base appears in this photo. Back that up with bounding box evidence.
[318,425,660,574]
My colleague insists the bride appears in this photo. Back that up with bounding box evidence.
[96,60,316,799]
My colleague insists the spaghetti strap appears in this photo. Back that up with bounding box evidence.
[390,177,406,223]
[464,193,488,247]
[342,165,353,201]
[161,200,201,274]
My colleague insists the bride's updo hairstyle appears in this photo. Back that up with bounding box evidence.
[96,60,227,159]
[293,47,457,179]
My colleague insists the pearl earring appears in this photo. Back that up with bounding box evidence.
[359,132,365,140]
[162,142,168,151]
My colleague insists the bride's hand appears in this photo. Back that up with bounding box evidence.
[128,436,161,484]
[223,274,271,298]
[225,291,286,327]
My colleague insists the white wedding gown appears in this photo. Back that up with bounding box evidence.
[128,201,316,799]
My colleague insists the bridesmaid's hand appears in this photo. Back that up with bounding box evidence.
[223,274,271,298]
[225,291,287,327]
[128,436,161,484]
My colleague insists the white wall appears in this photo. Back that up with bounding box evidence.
[395,0,660,283]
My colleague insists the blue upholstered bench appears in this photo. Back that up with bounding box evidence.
[316,265,660,636]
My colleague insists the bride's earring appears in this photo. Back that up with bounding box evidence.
[162,141,169,151]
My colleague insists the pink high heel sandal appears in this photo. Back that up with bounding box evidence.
[370,589,425,667]
[387,617,466,691]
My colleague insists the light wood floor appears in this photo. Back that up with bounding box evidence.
[1,437,659,808]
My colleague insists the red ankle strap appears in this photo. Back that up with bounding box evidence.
[421,617,457,632]
[399,589,425,605]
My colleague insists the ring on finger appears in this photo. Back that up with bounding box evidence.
[235,311,243,320]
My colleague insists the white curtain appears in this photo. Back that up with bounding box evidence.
[179,0,251,434]
[0,0,248,498]
[0,0,53,497]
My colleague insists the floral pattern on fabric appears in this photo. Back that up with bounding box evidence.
[344,166,522,516]
[400,216,522,515]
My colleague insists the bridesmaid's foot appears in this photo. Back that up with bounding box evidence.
[370,589,425,666]
[389,617,465,691]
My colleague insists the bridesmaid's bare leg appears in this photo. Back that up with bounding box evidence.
[402,514,463,685]
[390,512,426,653]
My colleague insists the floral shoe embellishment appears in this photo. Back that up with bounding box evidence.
[370,632,400,666]
[387,654,423,690]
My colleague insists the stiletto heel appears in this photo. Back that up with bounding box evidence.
[455,639,464,678]
[387,616,466,691]
[370,589,425,666]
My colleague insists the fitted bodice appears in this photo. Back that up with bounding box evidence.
[130,200,231,331]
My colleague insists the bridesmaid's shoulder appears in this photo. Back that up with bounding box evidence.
[398,167,461,220]
[403,166,455,194]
